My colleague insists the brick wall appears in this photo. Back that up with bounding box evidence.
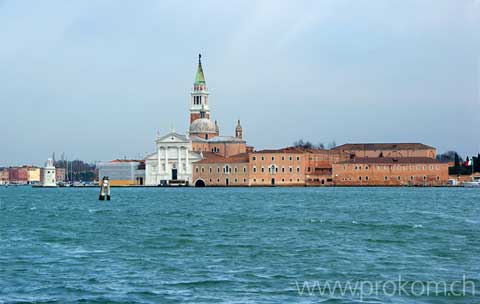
[333,161,449,186]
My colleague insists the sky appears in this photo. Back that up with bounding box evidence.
[0,0,479,166]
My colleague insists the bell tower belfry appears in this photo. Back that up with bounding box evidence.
[190,54,210,124]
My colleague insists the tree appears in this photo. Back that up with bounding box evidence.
[449,153,474,175]
[293,139,314,149]
[327,140,337,149]
[437,151,462,162]
[475,154,480,173]
[293,139,305,148]
[293,140,325,150]
[454,153,460,168]
[54,159,96,182]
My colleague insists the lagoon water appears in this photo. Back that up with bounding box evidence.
[0,187,479,303]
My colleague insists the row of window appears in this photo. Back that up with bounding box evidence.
[195,165,303,174]
[208,178,247,183]
[307,156,341,161]
[252,165,301,173]
[252,155,301,161]
[193,95,204,105]
[195,165,248,174]
[252,178,301,183]
[204,177,303,184]
[341,175,441,182]
[306,167,332,173]
[350,165,441,171]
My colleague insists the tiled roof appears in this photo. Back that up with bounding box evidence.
[338,157,445,165]
[190,135,244,143]
[332,143,435,151]
[196,152,249,164]
[190,135,207,142]
[254,147,305,154]
[208,136,244,143]
[254,147,346,154]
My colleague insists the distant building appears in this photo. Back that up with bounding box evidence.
[332,157,449,186]
[193,152,249,187]
[304,149,350,186]
[55,168,66,182]
[332,143,436,159]
[40,158,56,187]
[192,147,349,187]
[146,56,449,187]
[145,133,201,186]
[26,167,41,184]
[97,160,145,186]
[8,167,28,184]
[249,148,306,186]
[0,168,8,184]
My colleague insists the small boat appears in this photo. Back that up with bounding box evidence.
[463,177,480,188]
[463,181,480,188]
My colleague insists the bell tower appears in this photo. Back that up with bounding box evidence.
[235,120,243,139]
[190,54,210,124]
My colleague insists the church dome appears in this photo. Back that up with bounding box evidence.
[190,118,216,134]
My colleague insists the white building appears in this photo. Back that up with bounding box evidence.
[145,132,202,186]
[41,158,56,187]
[97,160,145,186]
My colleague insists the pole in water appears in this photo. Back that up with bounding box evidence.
[106,178,111,200]
[99,176,110,200]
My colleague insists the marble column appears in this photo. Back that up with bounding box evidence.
[165,146,168,176]
[186,148,189,174]
[178,147,182,174]
[157,147,161,173]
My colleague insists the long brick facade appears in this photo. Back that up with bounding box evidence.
[192,146,449,187]
[332,143,436,159]
[332,157,449,186]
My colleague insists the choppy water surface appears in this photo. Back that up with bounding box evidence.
[0,187,479,303]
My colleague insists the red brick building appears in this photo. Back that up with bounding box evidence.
[304,149,350,186]
[55,168,66,182]
[193,152,249,187]
[248,148,306,186]
[7,167,28,183]
[192,144,448,187]
[332,143,436,159]
[332,157,449,186]
[192,147,349,187]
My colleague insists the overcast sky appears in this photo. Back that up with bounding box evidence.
[0,0,479,166]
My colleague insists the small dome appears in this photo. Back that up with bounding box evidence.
[190,118,216,134]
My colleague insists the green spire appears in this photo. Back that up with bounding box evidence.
[194,54,206,85]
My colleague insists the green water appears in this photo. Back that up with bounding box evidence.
[0,187,479,303]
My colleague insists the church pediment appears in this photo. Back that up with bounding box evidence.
[156,132,189,144]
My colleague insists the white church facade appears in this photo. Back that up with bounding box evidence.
[145,132,202,186]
